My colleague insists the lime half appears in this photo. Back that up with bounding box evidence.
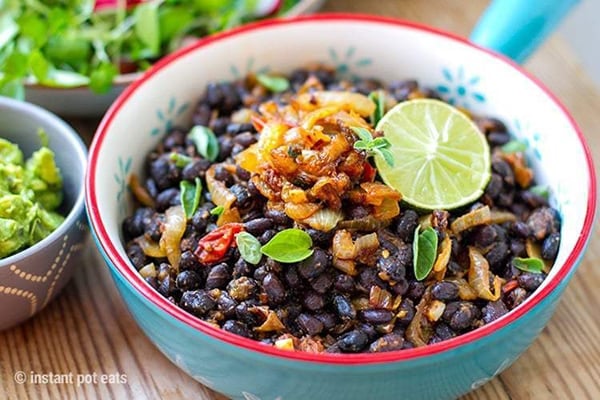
[375,99,491,210]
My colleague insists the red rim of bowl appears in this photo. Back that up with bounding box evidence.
[86,13,597,365]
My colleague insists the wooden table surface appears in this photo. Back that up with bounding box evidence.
[2,1,600,399]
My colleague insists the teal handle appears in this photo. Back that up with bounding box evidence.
[470,0,580,64]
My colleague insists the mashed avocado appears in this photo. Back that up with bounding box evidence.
[0,133,65,259]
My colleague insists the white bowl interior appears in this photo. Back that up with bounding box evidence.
[92,19,591,305]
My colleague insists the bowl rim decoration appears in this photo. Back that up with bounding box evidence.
[0,97,87,267]
[86,14,597,365]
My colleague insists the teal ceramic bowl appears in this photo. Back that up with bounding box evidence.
[86,15,596,400]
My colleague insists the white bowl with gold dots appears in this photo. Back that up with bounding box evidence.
[0,97,87,330]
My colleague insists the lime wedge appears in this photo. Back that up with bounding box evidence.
[375,99,491,210]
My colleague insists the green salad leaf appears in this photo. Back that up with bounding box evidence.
[260,228,314,263]
[512,257,544,274]
[236,231,262,265]
[180,177,202,218]
[413,226,438,281]
[188,126,219,162]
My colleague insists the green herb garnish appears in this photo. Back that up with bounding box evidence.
[368,90,385,126]
[512,257,544,273]
[180,177,202,218]
[501,140,528,154]
[236,231,263,265]
[188,126,219,162]
[169,152,193,168]
[413,226,438,281]
[260,228,314,263]
[210,205,224,216]
[256,73,290,93]
[351,127,394,167]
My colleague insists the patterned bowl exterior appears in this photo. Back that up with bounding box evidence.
[87,15,596,400]
[0,97,88,331]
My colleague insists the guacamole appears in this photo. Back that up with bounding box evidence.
[0,133,65,259]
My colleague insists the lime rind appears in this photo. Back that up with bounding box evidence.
[375,98,491,210]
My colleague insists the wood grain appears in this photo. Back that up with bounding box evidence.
[2,0,600,399]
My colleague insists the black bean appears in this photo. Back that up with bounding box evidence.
[518,272,546,291]
[431,281,459,301]
[434,323,456,341]
[126,243,148,269]
[205,263,231,289]
[306,229,334,246]
[298,249,330,280]
[233,258,253,278]
[485,241,509,271]
[354,78,381,95]
[303,291,325,311]
[315,313,337,331]
[235,302,262,326]
[264,209,292,226]
[192,103,211,127]
[227,277,258,301]
[527,207,560,240]
[389,79,418,101]
[144,276,158,289]
[407,281,425,301]
[447,260,467,276]
[476,117,507,133]
[176,270,202,291]
[542,232,560,260]
[396,298,415,326]
[309,271,334,294]
[485,174,503,199]
[235,165,252,182]
[390,278,409,296]
[395,209,419,242]
[447,302,480,331]
[211,117,230,136]
[510,239,526,257]
[506,287,528,310]
[333,295,356,320]
[497,189,515,208]
[471,225,497,247]
[487,132,510,146]
[243,218,274,235]
[348,205,370,220]
[358,268,385,293]
[230,184,253,210]
[149,155,181,190]
[482,300,509,324]
[282,265,302,289]
[180,290,216,316]
[122,207,152,239]
[296,313,324,336]
[369,333,404,352]
[511,221,530,238]
[222,320,252,338]
[182,159,211,181]
[520,190,549,208]
[336,330,369,353]
[217,292,238,318]
[258,229,277,245]
[213,163,233,185]
[377,254,406,282]
[334,274,355,293]
[156,188,180,211]
[492,159,515,186]
[263,273,286,304]
[359,309,393,325]
[226,123,253,135]
[253,265,268,281]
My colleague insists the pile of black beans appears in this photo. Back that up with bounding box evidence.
[122,66,560,353]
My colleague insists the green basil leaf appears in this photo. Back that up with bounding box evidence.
[180,177,202,218]
[413,226,438,281]
[512,257,544,274]
[210,205,224,216]
[351,126,373,143]
[134,2,160,55]
[368,90,385,126]
[261,228,314,263]
[501,139,528,154]
[256,73,290,93]
[188,126,219,162]
[170,152,193,167]
[376,148,395,167]
[353,140,368,150]
[371,137,390,149]
[236,231,262,265]
[529,185,549,200]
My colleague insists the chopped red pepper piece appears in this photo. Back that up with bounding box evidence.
[502,279,519,294]
[362,161,377,182]
[194,223,244,264]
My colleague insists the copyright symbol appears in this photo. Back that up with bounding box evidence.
[14,371,26,384]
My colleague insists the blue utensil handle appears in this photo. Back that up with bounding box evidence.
[470,0,580,63]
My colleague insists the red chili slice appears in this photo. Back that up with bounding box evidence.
[362,161,377,182]
[194,223,244,264]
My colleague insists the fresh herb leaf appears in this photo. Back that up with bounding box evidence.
[256,73,290,93]
[188,126,219,162]
[413,226,438,281]
[236,231,262,265]
[368,90,385,126]
[261,228,314,263]
[529,185,550,200]
[210,205,224,216]
[170,152,193,167]
[89,62,118,93]
[351,126,394,167]
[512,257,544,273]
[180,177,202,218]
[502,140,528,154]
